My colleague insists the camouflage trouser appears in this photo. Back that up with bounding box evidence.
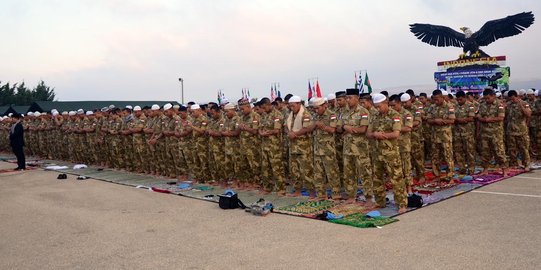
[260,140,285,191]
[109,136,122,169]
[86,134,97,164]
[239,139,261,184]
[132,135,145,172]
[528,126,537,158]
[400,150,413,187]
[422,125,432,160]
[314,154,340,197]
[165,137,178,177]
[289,151,314,191]
[155,139,167,176]
[335,137,344,188]
[223,150,240,181]
[411,131,425,179]
[178,142,191,177]
[507,133,530,167]
[343,153,373,199]
[480,133,507,168]
[453,132,476,171]
[208,143,225,181]
[430,141,454,177]
[192,139,209,181]
[373,148,407,208]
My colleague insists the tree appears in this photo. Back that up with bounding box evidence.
[0,80,56,106]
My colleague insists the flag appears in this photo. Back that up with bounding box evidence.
[217,90,221,104]
[315,80,322,97]
[270,84,276,100]
[364,72,372,93]
[247,89,251,100]
[277,83,281,98]
[358,71,364,93]
[308,81,313,100]
[354,71,359,89]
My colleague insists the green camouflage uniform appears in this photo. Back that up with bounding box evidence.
[223,114,241,181]
[453,101,476,171]
[287,107,314,191]
[477,99,507,168]
[409,101,425,179]
[506,100,531,167]
[368,108,407,209]
[207,114,226,181]
[260,108,285,192]
[191,113,209,181]
[398,107,414,186]
[312,108,340,197]
[427,102,455,177]
[238,111,261,185]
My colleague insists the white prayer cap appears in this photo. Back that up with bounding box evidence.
[8,113,13,117]
[34,112,41,117]
[442,90,449,96]
[495,91,502,98]
[526,89,535,95]
[191,104,201,110]
[68,111,76,116]
[163,103,173,110]
[108,104,115,109]
[51,109,58,114]
[151,104,160,111]
[223,103,236,110]
[289,95,301,103]
[62,111,68,115]
[125,105,133,110]
[373,93,387,104]
[27,112,34,116]
[503,91,509,97]
[86,111,93,116]
[173,104,180,110]
[400,93,411,102]
[133,106,142,111]
[52,111,59,116]
[327,93,336,101]
[77,109,84,115]
[311,97,325,107]
[219,98,229,105]
[519,89,526,96]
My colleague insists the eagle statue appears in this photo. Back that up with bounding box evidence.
[410,12,534,59]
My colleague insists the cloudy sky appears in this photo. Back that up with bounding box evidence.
[1,0,540,102]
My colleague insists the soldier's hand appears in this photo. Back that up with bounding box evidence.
[288,131,296,139]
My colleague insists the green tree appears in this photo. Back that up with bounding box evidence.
[0,80,56,106]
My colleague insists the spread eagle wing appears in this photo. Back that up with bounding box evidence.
[409,23,465,47]
[472,11,535,47]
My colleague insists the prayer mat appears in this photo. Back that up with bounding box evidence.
[329,213,398,228]
[326,203,367,216]
[275,200,339,217]
[413,180,459,195]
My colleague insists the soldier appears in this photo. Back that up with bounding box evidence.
[525,89,537,158]
[477,88,508,176]
[285,96,314,196]
[144,105,160,175]
[221,103,241,187]
[427,90,455,181]
[259,97,286,194]
[337,88,373,204]
[237,99,261,189]
[187,104,210,182]
[453,91,477,174]
[390,94,414,194]
[309,97,340,200]
[128,106,147,173]
[402,92,425,183]
[506,90,532,170]
[175,106,193,180]
[367,93,407,213]
[207,104,226,184]
[334,91,347,191]
[419,93,432,161]
[82,111,97,164]
[163,104,180,178]
[108,109,123,169]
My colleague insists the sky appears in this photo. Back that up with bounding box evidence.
[1,0,540,103]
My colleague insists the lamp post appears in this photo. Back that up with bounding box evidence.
[178,77,184,104]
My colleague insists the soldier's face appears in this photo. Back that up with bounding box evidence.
[346,95,359,107]
[457,97,467,105]
[239,104,251,115]
[433,95,444,106]
[510,96,521,103]
[289,102,301,113]
[374,101,388,114]
[192,109,201,117]
[336,97,346,107]
[315,105,326,115]
[390,101,400,111]
[484,95,496,104]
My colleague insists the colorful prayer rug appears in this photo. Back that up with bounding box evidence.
[329,213,398,228]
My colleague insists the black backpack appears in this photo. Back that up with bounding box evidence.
[407,194,424,208]
[218,193,246,209]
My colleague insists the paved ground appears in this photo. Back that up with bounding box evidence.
[0,161,540,270]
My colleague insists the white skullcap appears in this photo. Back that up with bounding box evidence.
[51,109,58,113]
[34,112,41,117]
[62,111,68,115]
[311,97,325,107]
[526,89,534,95]
[163,103,173,110]
[373,93,387,104]
[223,103,236,110]
[27,112,33,116]
[151,104,160,111]
[400,93,411,102]
[495,91,502,98]
[52,111,59,116]
[503,91,509,97]
[191,104,201,110]
[125,105,133,110]
[519,89,526,96]
[108,104,115,109]
[8,113,13,117]
[173,104,180,110]
[327,93,336,101]
[442,90,449,96]
[86,111,93,116]
[289,95,301,103]
[220,98,229,105]
[133,106,142,111]
[77,109,84,115]
[68,111,76,116]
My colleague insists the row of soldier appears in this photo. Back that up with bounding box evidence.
[0,87,539,213]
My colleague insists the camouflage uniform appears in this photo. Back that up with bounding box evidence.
[154,114,168,176]
[191,113,210,181]
[287,107,314,191]
[335,105,347,188]
[477,99,507,168]
[129,113,147,172]
[176,115,193,178]
[163,114,180,177]
[422,102,433,160]
[453,101,476,172]
[427,102,455,177]
[409,101,425,179]
[238,111,261,185]
[368,108,407,209]
[259,108,285,192]
[341,104,372,199]
[222,114,241,181]
[108,116,123,169]
[506,100,531,168]
[526,97,537,157]
[312,109,340,197]
[207,114,226,182]
[398,107,414,186]
[534,98,541,159]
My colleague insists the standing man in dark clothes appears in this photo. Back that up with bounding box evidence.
[10,114,26,170]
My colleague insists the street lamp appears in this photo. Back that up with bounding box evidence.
[178,77,184,104]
